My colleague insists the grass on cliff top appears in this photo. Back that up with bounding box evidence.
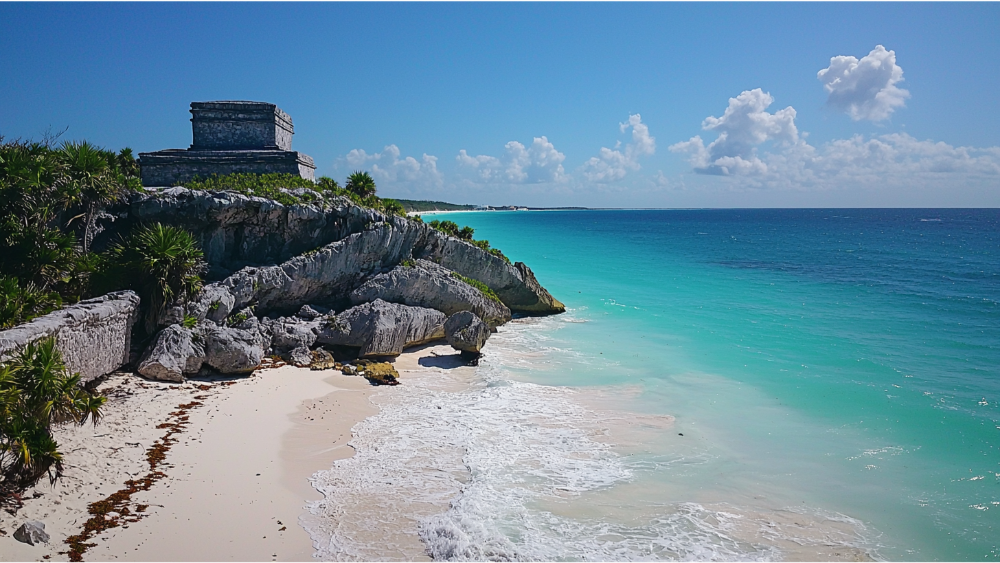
[452,272,503,304]
[182,173,406,217]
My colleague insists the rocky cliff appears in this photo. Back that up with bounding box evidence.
[100,187,564,382]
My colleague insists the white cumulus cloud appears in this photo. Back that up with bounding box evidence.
[669,88,797,175]
[582,114,656,182]
[456,136,567,184]
[817,45,910,122]
[669,88,1000,192]
[343,144,443,187]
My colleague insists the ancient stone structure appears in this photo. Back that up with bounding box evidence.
[0,291,140,382]
[139,101,316,186]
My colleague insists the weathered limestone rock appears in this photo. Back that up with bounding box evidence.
[0,291,140,382]
[288,346,312,367]
[444,311,491,354]
[201,317,269,374]
[349,259,511,327]
[13,521,50,545]
[262,316,319,353]
[359,361,399,386]
[316,299,445,357]
[296,304,327,320]
[103,188,382,280]
[308,348,337,370]
[418,230,565,315]
[185,283,236,323]
[107,189,563,316]
[137,325,205,383]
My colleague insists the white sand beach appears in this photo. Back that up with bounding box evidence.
[0,344,469,562]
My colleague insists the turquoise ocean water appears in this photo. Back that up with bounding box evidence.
[308,209,998,561]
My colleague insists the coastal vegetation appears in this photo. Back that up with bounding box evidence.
[451,272,503,304]
[97,223,207,334]
[0,337,105,489]
[183,171,407,218]
[395,199,477,213]
[0,137,142,328]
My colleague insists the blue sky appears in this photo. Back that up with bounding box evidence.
[2,2,998,207]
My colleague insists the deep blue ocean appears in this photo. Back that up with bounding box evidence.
[309,209,999,561]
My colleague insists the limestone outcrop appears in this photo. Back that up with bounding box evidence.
[316,299,445,357]
[0,291,139,382]
[349,259,511,327]
[106,188,563,315]
[101,188,384,280]
[444,311,491,354]
[137,317,270,382]
[123,188,565,374]
[416,231,565,315]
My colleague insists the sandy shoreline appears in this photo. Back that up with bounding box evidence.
[0,345,464,562]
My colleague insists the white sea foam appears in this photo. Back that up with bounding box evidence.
[304,312,881,561]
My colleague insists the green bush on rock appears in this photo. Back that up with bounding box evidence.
[99,223,206,334]
[451,272,502,304]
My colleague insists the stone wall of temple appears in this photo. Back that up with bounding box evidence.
[140,150,316,186]
[190,101,294,151]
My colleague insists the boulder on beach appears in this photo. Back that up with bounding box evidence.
[316,299,445,357]
[201,317,269,374]
[444,311,491,354]
[13,521,49,546]
[138,317,270,381]
[137,324,206,382]
[262,316,319,360]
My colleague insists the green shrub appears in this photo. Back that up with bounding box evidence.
[101,223,205,334]
[0,276,63,329]
[0,137,141,311]
[345,171,377,199]
[226,306,254,327]
[181,314,198,329]
[183,173,320,206]
[0,337,106,488]
[451,272,502,304]
[400,259,416,268]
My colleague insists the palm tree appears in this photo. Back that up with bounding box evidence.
[59,141,122,253]
[0,337,105,487]
[105,223,206,333]
[345,171,377,199]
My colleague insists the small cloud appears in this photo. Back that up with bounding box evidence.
[582,114,656,183]
[817,45,910,122]
[669,88,797,175]
[456,136,567,184]
[342,144,443,187]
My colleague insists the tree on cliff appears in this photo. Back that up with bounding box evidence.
[59,141,134,254]
[346,171,377,199]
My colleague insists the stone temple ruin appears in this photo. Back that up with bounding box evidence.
[139,101,316,186]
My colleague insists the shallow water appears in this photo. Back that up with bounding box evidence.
[307,209,1000,561]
